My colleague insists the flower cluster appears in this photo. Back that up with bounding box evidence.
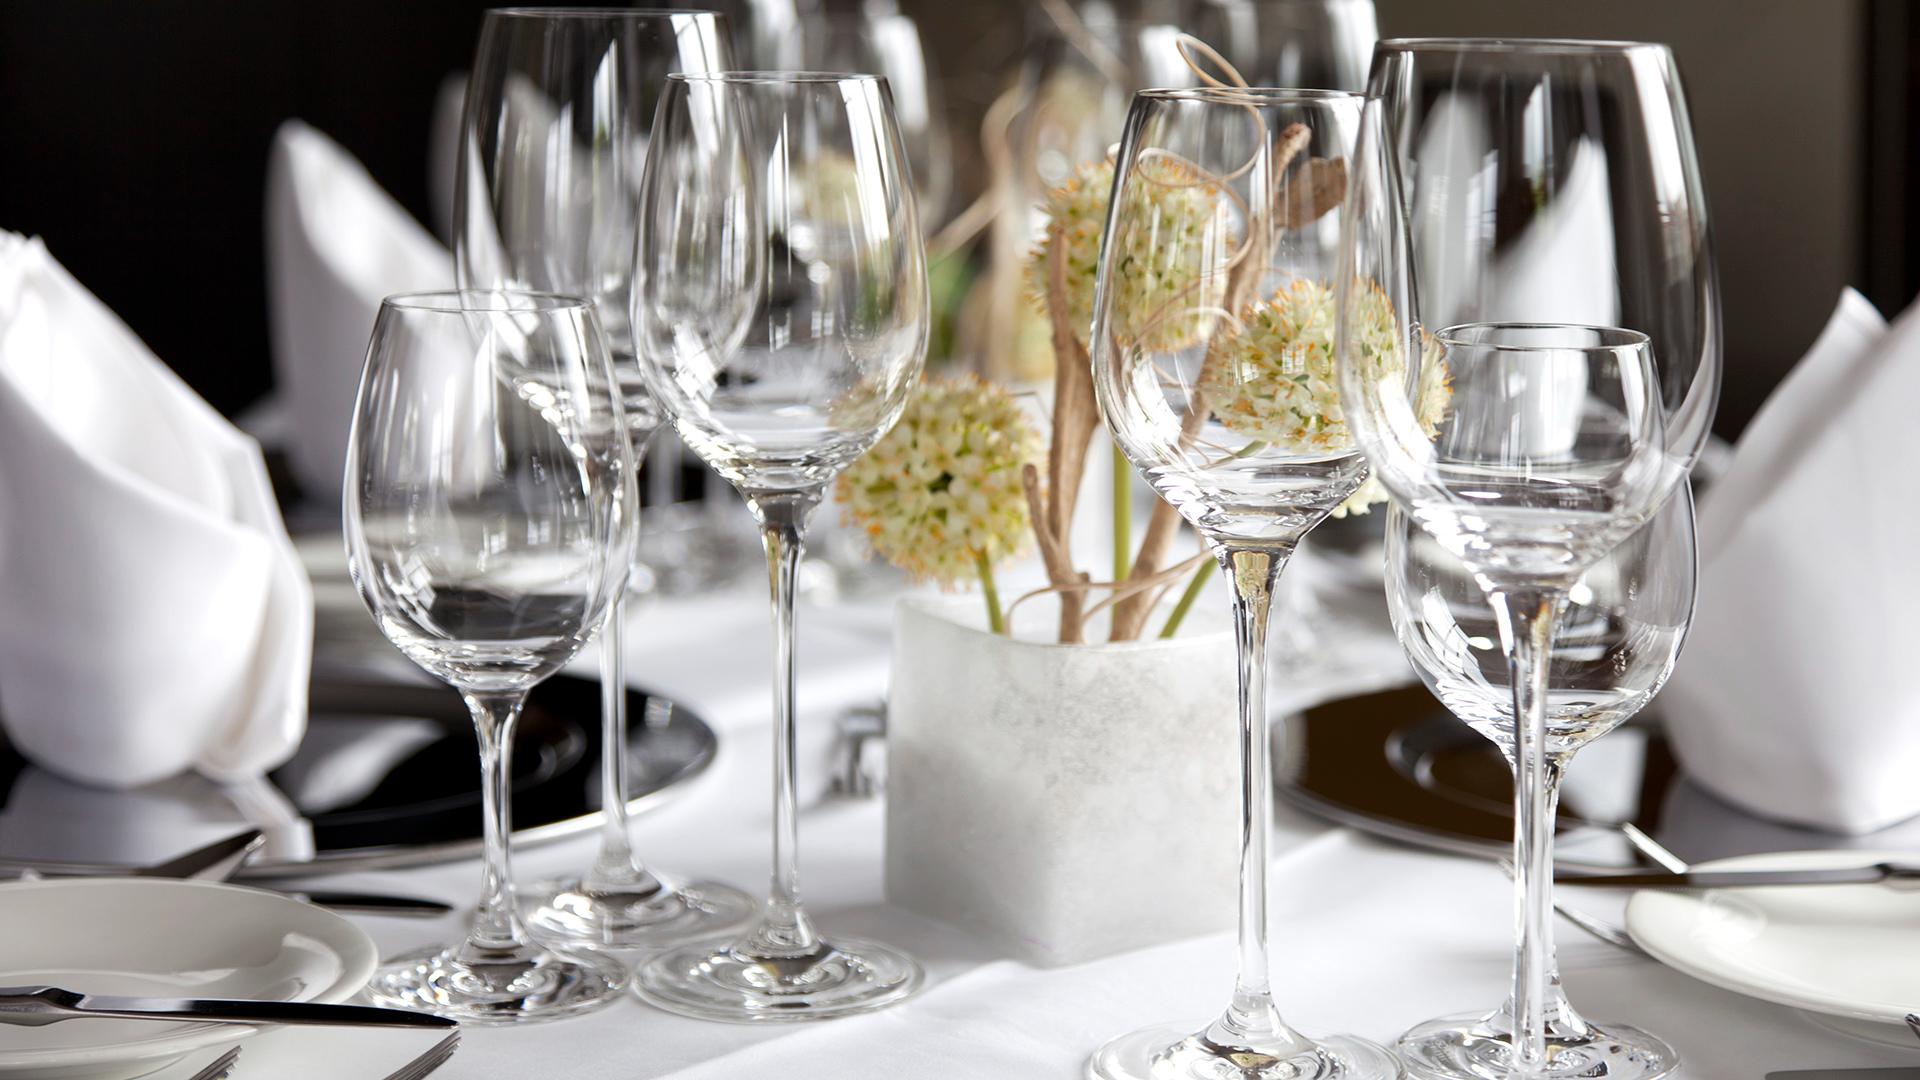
[1199,278,1451,516]
[835,374,1040,588]
[1027,155,1234,353]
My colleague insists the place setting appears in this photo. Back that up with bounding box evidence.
[2,3,1919,1079]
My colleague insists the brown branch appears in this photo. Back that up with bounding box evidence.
[1022,463,1086,644]
[1044,232,1099,550]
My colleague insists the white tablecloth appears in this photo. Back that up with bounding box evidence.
[287,577,1920,1079]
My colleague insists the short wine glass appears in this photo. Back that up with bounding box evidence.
[1087,86,1397,1080]
[629,71,928,1022]
[1338,320,1682,1078]
[343,290,634,1023]
[456,6,755,949]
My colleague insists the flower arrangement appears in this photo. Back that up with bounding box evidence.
[836,374,1040,632]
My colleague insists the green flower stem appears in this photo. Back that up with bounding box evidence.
[976,550,1006,635]
[1112,443,1133,583]
[1159,560,1213,639]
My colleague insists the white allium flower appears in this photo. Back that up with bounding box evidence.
[835,375,1040,588]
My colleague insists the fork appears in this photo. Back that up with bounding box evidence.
[385,1031,461,1080]
[1907,1012,1919,1043]
[188,1047,242,1080]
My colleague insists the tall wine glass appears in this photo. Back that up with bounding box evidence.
[344,290,633,1022]
[1087,87,1396,1080]
[456,6,755,948]
[1339,38,1720,1080]
[630,71,928,1022]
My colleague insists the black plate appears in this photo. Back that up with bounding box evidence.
[1277,683,1903,870]
[0,674,716,878]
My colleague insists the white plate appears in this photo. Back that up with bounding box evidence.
[1626,849,1920,1046]
[0,878,378,1080]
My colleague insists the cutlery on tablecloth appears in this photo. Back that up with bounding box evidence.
[383,1031,461,1080]
[1908,1012,1919,1041]
[186,1046,242,1080]
[0,986,455,1030]
[1559,863,1920,890]
[0,828,453,916]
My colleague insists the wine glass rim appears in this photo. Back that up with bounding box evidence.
[667,70,883,84]
[1136,86,1362,106]
[381,289,593,314]
[485,7,725,20]
[1435,321,1651,353]
[1378,37,1669,55]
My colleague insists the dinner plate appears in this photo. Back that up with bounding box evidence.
[0,878,377,1080]
[1626,850,1920,1048]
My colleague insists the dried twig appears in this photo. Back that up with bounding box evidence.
[1021,463,1086,643]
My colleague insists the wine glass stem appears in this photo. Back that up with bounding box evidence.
[1206,544,1305,1051]
[1489,588,1570,1073]
[752,491,822,955]
[585,600,660,892]
[462,689,533,956]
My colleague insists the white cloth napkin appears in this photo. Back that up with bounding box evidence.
[0,233,312,789]
[265,119,449,499]
[1662,288,1920,833]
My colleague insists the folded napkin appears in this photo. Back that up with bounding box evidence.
[265,119,449,499]
[1663,288,1920,833]
[0,233,312,789]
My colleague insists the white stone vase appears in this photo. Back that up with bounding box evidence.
[885,593,1239,966]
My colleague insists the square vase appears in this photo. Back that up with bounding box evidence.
[885,593,1239,967]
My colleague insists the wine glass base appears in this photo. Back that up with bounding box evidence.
[633,934,923,1023]
[1396,1011,1677,1080]
[365,943,626,1026]
[524,877,756,950]
[1088,1024,1402,1080]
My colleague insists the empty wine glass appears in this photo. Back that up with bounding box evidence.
[343,290,634,1023]
[457,6,755,948]
[1086,86,1397,1080]
[629,71,928,1022]
[1340,320,1683,1079]
[1339,38,1719,1079]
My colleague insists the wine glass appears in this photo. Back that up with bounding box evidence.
[1086,87,1396,1080]
[343,290,634,1023]
[1340,321,1681,1079]
[629,71,928,1022]
[456,6,755,948]
[1339,38,1720,1079]
[1384,484,1696,765]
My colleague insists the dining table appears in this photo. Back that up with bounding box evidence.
[280,560,1920,1079]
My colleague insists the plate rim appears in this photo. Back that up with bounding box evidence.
[0,877,378,1069]
[1625,848,1918,1026]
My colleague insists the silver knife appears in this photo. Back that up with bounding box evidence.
[1558,862,1920,889]
[284,890,454,917]
[134,831,267,881]
[0,986,455,1030]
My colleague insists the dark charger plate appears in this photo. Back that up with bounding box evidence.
[1275,683,1907,870]
[0,674,717,878]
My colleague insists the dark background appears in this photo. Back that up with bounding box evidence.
[1,0,1911,435]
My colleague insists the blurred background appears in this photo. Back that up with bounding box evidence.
[0,0,1902,438]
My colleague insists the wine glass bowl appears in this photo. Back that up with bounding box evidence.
[344,289,633,1024]
[1384,482,1696,762]
[631,70,927,1023]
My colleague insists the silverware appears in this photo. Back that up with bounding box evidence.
[135,831,267,881]
[1908,1012,1919,1042]
[830,703,887,798]
[385,1031,461,1080]
[1618,823,1689,873]
[0,986,455,1030]
[281,890,453,917]
[1559,863,1920,890]
[187,1046,242,1080]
